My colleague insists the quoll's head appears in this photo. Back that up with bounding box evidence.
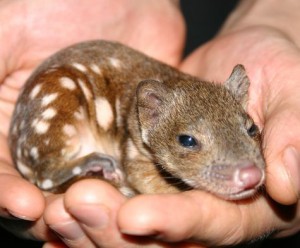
[136,65,265,200]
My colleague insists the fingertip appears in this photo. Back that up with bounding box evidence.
[64,179,126,209]
[118,195,160,236]
[263,108,300,205]
[43,241,68,248]
[117,194,197,241]
[0,174,45,220]
[266,146,300,205]
[45,180,126,225]
[44,194,70,225]
[56,179,128,247]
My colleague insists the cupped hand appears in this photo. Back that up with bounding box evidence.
[44,25,300,248]
[45,180,200,248]
[116,5,300,248]
[0,0,184,243]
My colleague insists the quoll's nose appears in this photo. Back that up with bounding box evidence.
[234,162,263,190]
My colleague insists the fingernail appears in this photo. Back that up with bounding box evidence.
[7,210,37,221]
[69,204,109,229]
[50,221,84,241]
[283,146,300,196]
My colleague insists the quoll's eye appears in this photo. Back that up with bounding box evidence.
[177,135,199,149]
[247,123,259,137]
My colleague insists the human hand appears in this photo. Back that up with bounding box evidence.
[44,180,200,248]
[0,0,184,243]
[41,1,300,247]
[181,0,300,207]
[119,0,300,246]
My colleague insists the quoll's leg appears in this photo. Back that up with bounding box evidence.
[36,152,127,193]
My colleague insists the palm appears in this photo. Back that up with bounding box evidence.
[112,27,300,247]
[0,0,184,139]
[0,0,184,242]
[181,27,300,205]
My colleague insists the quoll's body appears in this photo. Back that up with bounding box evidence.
[9,40,265,199]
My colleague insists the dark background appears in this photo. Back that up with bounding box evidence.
[1,0,299,247]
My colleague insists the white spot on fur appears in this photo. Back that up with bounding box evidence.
[60,77,77,90]
[141,129,149,145]
[78,79,92,100]
[72,62,87,72]
[40,179,54,190]
[109,58,122,68]
[20,120,25,130]
[15,104,22,115]
[63,124,77,137]
[30,84,42,99]
[72,166,82,175]
[74,106,85,120]
[32,119,50,134]
[30,147,39,159]
[90,64,102,75]
[119,186,136,197]
[45,66,58,74]
[41,93,58,107]
[12,124,18,135]
[17,161,32,176]
[115,98,122,127]
[24,149,29,158]
[42,108,57,120]
[20,134,26,143]
[95,97,114,131]
[126,139,140,159]
[44,139,50,145]
[17,148,22,159]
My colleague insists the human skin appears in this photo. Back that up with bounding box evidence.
[0,0,184,243]
[1,0,300,247]
[44,1,300,247]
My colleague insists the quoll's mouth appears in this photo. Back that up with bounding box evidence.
[218,187,260,200]
[184,162,265,200]
[219,163,265,200]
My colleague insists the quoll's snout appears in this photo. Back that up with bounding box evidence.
[207,161,265,200]
[235,161,264,190]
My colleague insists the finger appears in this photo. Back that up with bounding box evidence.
[44,193,96,248]
[0,173,45,220]
[63,179,180,248]
[118,190,292,247]
[63,179,130,247]
[179,33,300,206]
[0,187,55,241]
[263,97,300,205]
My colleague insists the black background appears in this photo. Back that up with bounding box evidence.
[1,1,299,247]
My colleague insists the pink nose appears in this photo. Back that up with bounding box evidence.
[235,163,263,190]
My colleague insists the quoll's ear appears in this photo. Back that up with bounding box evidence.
[136,80,169,144]
[225,64,250,110]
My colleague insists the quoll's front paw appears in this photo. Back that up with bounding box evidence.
[37,152,127,193]
[74,152,137,197]
[75,152,124,183]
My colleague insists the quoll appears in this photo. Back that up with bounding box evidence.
[9,40,265,200]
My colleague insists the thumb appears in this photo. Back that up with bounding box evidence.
[263,94,300,205]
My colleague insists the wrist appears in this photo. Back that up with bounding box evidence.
[220,0,300,46]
